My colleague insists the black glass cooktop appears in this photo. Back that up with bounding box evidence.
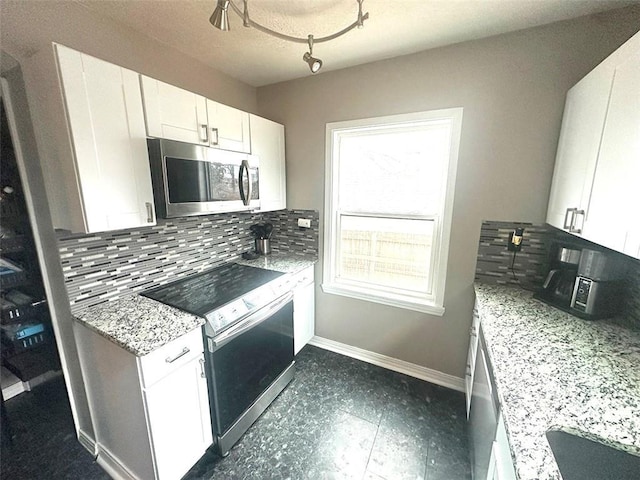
[142,263,284,317]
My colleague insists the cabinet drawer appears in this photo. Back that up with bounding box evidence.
[138,328,203,388]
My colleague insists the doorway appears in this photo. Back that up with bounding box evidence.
[1,97,61,399]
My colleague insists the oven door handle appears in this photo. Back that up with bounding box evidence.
[211,291,293,350]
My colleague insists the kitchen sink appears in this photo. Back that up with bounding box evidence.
[546,429,640,480]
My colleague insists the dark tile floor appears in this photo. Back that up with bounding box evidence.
[1,346,471,480]
[184,346,471,480]
[1,374,109,480]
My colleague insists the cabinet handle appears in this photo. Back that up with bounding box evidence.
[200,124,209,143]
[238,159,251,206]
[165,347,190,363]
[199,358,206,378]
[563,208,577,230]
[210,127,219,146]
[145,202,154,223]
[571,209,585,234]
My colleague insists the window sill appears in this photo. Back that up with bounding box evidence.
[321,282,445,316]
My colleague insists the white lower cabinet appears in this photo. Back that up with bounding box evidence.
[465,300,480,417]
[144,355,211,480]
[487,415,517,480]
[293,266,315,355]
[469,322,516,480]
[74,325,212,480]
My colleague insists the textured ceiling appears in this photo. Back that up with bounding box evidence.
[68,0,638,86]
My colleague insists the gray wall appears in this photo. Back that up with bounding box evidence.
[256,7,640,378]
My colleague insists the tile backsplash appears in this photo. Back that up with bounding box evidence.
[475,220,640,331]
[58,209,318,314]
[474,220,552,291]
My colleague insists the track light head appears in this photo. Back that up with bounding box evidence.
[210,0,230,31]
[303,52,322,73]
[303,34,322,73]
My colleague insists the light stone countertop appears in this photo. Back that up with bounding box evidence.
[474,283,640,479]
[73,255,316,356]
[234,252,317,274]
[73,294,204,357]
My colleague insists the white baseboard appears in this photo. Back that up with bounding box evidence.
[96,443,140,480]
[78,428,97,456]
[307,336,465,392]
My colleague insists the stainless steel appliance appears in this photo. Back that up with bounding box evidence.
[537,246,581,309]
[147,138,260,218]
[570,249,626,319]
[142,263,294,456]
[469,324,499,480]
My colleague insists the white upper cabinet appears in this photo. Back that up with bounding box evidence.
[546,31,640,259]
[140,76,209,145]
[249,114,287,211]
[582,43,640,257]
[140,76,251,153]
[545,65,614,233]
[55,44,155,233]
[207,99,251,153]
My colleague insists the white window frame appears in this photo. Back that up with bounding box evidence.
[322,108,463,315]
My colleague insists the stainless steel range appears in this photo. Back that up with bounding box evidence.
[143,263,295,456]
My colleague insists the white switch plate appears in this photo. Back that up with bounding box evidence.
[298,218,311,228]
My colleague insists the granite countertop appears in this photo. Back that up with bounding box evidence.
[474,283,640,479]
[235,252,317,274]
[73,255,316,356]
[73,295,204,357]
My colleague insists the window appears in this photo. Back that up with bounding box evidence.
[322,109,463,315]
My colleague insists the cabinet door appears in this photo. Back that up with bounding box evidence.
[56,45,155,233]
[250,114,286,212]
[144,354,212,480]
[206,99,251,153]
[470,341,498,480]
[582,41,640,257]
[293,274,315,355]
[140,76,209,145]
[546,65,614,232]
[465,301,480,417]
[493,414,517,480]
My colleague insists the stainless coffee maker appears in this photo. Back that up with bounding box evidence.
[538,246,582,309]
[570,249,626,319]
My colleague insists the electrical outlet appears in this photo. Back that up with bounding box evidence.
[298,218,311,228]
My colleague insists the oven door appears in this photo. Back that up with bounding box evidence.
[206,292,294,450]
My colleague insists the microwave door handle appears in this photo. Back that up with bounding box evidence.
[238,159,251,206]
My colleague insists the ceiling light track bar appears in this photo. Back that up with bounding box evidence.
[227,0,369,44]
[210,0,369,73]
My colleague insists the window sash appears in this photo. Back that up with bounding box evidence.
[335,212,439,298]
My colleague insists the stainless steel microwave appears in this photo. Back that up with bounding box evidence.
[147,138,259,219]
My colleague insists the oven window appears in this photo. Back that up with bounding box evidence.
[209,300,293,435]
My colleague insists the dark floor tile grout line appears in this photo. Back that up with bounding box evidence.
[361,415,382,480]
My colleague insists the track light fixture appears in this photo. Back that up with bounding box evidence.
[209,0,230,31]
[303,35,322,74]
[209,0,369,74]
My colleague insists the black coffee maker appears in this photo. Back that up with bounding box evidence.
[537,245,581,309]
